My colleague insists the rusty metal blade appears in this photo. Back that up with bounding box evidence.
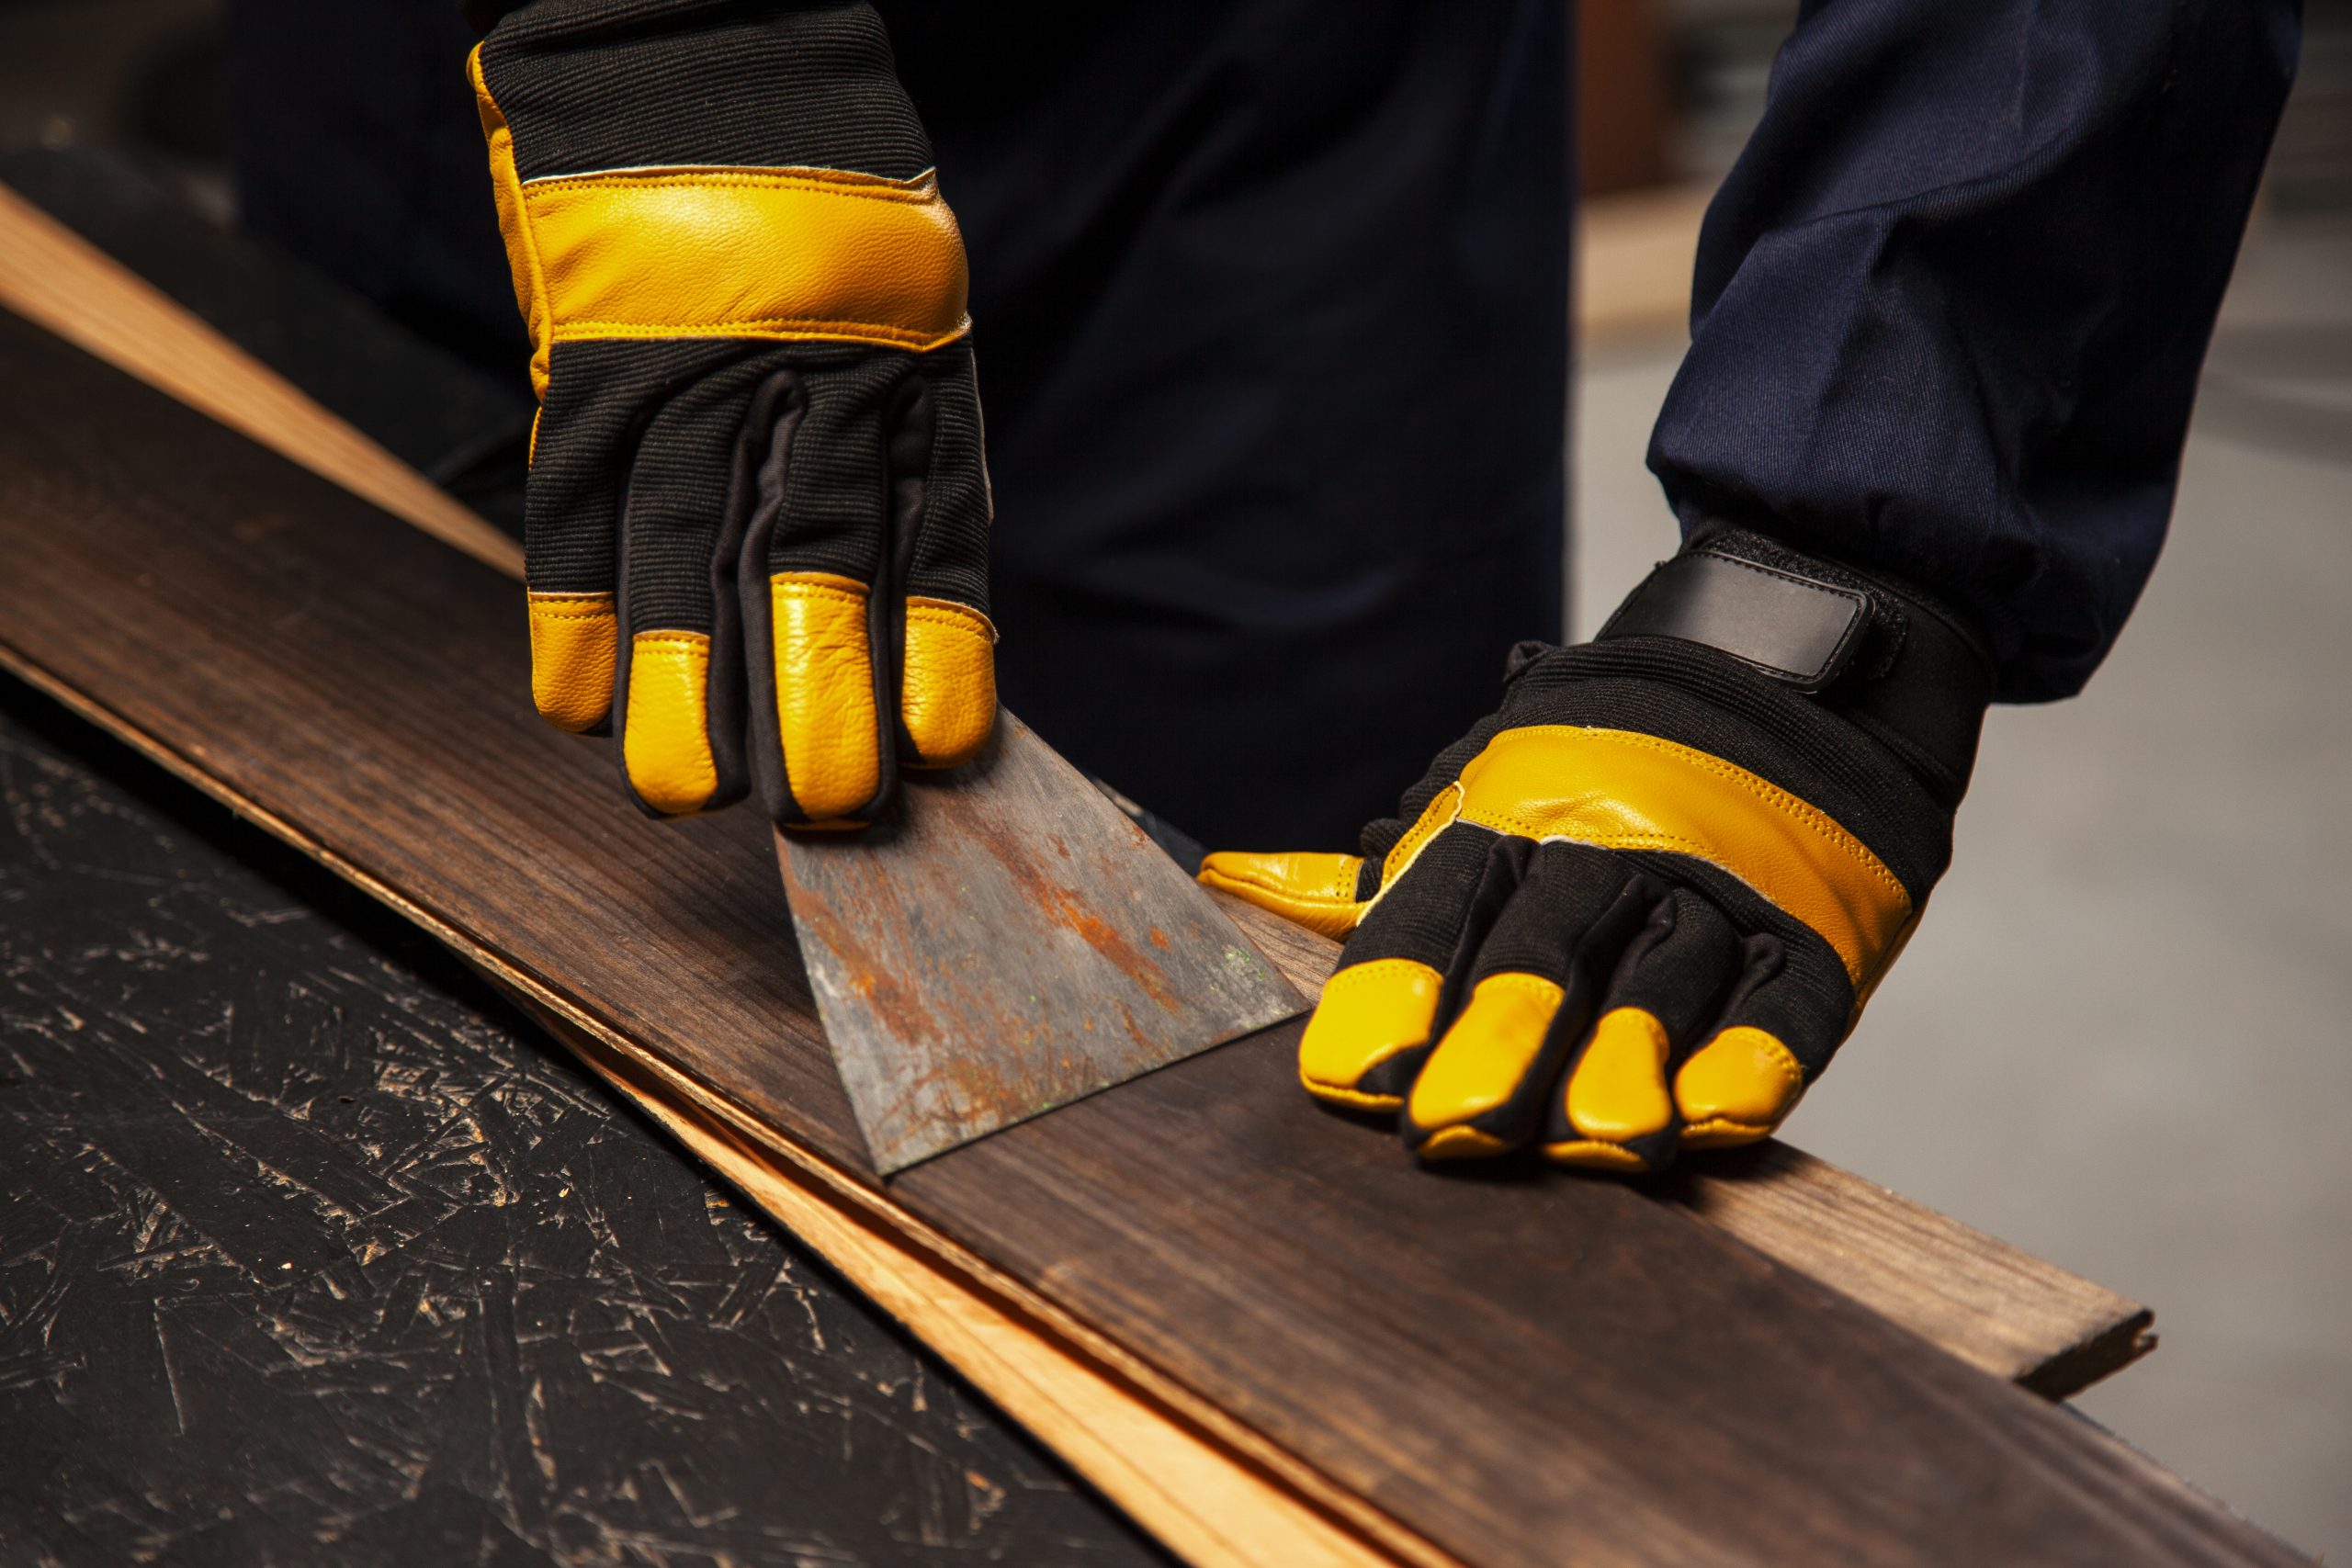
[775,711,1306,1174]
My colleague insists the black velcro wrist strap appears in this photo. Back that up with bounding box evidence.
[1593,535,1996,801]
[1598,549,1870,693]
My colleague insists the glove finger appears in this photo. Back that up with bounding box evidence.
[519,344,637,736]
[893,340,998,771]
[1544,887,1743,1175]
[608,352,783,818]
[740,352,900,827]
[1298,823,1509,1111]
[1404,842,1656,1162]
[1674,934,1850,1150]
[1196,851,1378,941]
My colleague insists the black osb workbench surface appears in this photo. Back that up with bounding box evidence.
[0,682,1168,1566]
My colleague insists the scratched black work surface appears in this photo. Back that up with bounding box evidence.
[0,685,1167,1568]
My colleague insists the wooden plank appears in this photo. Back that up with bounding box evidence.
[0,175,2155,1400]
[1222,905,2159,1394]
[1671,1144,2157,1398]
[0,311,2300,1568]
[0,179,519,578]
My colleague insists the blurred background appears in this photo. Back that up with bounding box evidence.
[1,0,2346,1558]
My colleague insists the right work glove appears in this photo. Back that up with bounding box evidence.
[470,0,995,829]
[1201,526,1993,1175]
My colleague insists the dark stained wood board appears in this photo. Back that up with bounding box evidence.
[0,311,2299,1568]
[1220,906,2159,1395]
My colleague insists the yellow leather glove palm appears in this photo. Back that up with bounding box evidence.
[1204,531,1991,1174]
[471,1,994,828]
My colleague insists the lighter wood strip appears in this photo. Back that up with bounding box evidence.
[0,180,522,578]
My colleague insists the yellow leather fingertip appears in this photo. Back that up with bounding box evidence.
[771,571,882,821]
[899,596,997,768]
[1418,1126,1512,1162]
[622,630,718,817]
[468,46,552,401]
[525,591,616,733]
[1406,972,1566,1133]
[1299,959,1443,1102]
[1674,1025,1804,1147]
[520,164,970,353]
[1544,1139,1650,1173]
[1564,1006,1675,1144]
[1196,852,1369,942]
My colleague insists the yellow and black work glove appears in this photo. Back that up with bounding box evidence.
[1201,526,1993,1174]
[469,1,994,827]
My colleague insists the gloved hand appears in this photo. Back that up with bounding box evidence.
[469,1,994,827]
[1202,527,1992,1173]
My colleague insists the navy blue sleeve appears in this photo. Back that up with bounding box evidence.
[1645,0,2301,701]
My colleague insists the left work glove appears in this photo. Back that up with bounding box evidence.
[469,1,994,829]
[1202,527,1992,1174]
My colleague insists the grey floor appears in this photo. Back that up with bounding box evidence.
[1576,213,2352,1562]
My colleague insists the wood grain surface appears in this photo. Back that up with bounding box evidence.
[0,310,2301,1567]
[1221,905,2158,1393]
[0,180,520,577]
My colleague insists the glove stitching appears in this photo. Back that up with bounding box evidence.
[1684,1030,1804,1097]
[1681,1116,1777,1139]
[526,170,944,206]
[1547,1138,1648,1165]
[1202,873,1357,912]
[554,318,969,348]
[1372,783,1468,898]
[776,582,869,606]
[1337,957,1441,988]
[905,606,992,635]
[1729,1035,1804,1090]
[1476,972,1565,1004]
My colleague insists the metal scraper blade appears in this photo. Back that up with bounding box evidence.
[775,710,1306,1175]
